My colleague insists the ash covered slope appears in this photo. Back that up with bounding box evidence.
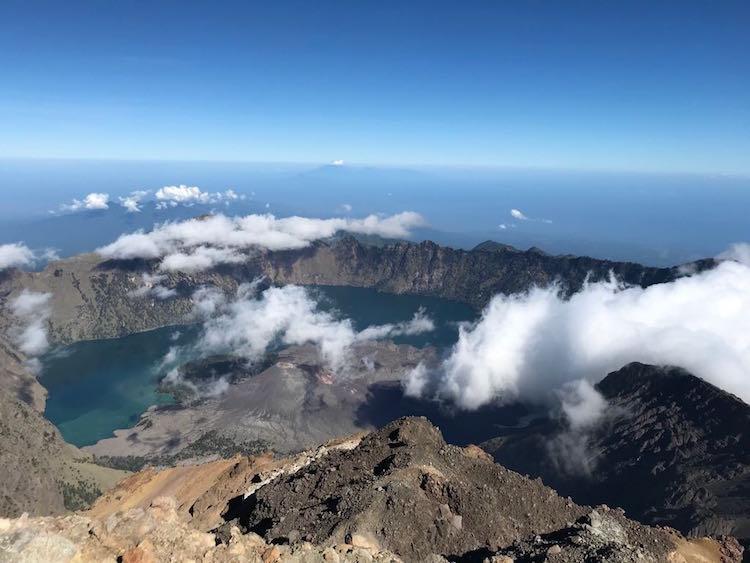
[3,417,739,562]
[486,362,750,543]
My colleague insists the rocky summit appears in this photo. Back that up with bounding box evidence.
[0,417,741,562]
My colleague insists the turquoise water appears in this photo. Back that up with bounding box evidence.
[312,285,474,349]
[39,286,475,447]
[39,326,198,447]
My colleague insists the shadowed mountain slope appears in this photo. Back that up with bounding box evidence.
[484,363,750,544]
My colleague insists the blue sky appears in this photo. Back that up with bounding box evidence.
[1,0,748,174]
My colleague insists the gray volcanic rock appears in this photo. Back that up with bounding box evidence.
[3,418,736,562]
[85,342,436,460]
[223,417,728,562]
[484,363,750,544]
[491,509,744,563]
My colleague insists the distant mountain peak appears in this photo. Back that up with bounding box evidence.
[472,240,520,253]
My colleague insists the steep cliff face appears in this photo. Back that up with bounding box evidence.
[262,237,687,308]
[485,363,750,543]
[0,237,691,348]
[1,418,739,563]
[0,386,127,518]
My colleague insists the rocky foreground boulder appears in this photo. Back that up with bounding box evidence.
[0,418,741,562]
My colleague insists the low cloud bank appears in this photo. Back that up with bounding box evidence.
[195,283,434,371]
[0,243,35,270]
[97,211,425,272]
[406,259,750,410]
[127,273,177,300]
[53,185,245,214]
[9,291,52,360]
[158,282,434,398]
[0,243,58,271]
[719,243,750,266]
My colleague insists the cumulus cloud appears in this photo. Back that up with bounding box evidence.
[61,192,110,212]
[9,291,52,357]
[406,259,750,410]
[154,185,242,209]
[97,211,425,272]
[156,185,209,204]
[118,190,149,213]
[331,159,345,166]
[0,243,58,270]
[0,243,35,270]
[193,283,434,372]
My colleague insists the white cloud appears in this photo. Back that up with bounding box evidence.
[162,366,230,399]
[356,307,434,340]
[547,379,609,476]
[339,203,353,213]
[192,284,434,373]
[61,192,110,212]
[718,243,750,266]
[118,190,149,213]
[406,259,750,409]
[97,211,425,272]
[154,185,242,209]
[99,231,163,260]
[156,185,210,204]
[331,160,345,166]
[160,246,244,273]
[0,243,58,270]
[190,286,227,319]
[509,208,551,225]
[0,243,35,270]
[127,273,177,300]
[8,291,52,356]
